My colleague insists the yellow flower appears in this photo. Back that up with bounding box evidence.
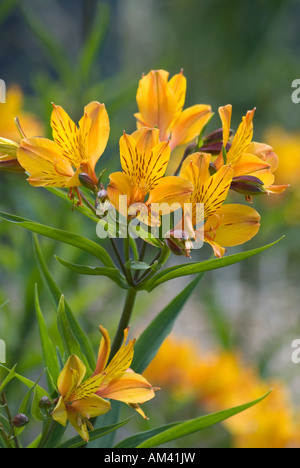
[214,105,288,196]
[17,101,110,188]
[93,326,158,420]
[180,152,260,257]
[51,354,111,442]
[0,86,44,172]
[134,69,212,151]
[52,326,158,441]
[107,127,193,224]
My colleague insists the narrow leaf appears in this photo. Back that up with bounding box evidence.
[57,296,92,374]
[0,211,115,267]
[132,274,204,374]
[140,238,284,291]
[58,417,131,449]
[33,234,96,370]
[34,284,60,393]
[55,256,128,289]
[137,391,272,448]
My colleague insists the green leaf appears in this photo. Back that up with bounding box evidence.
[0,365,48,396]
[33,234,96,370]
[0,0,20,26]
[0,211,115,267]
[34,285,60,393]
[57,296,92,374]
[77,2,110,83]
[140,238,284,292]
[125,260,152,271]
[58,417,132,449]
[136,391,272,448]
[19,3,74,87]
[55,256,128,289]
[115,422,178,448]
[0,364,17,394]
[132,274,204,374]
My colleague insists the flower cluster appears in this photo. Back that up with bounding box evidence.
[0,70,288,258]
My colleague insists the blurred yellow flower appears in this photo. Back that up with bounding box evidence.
[144,336,300,448]
[17,101,109,188]
[0,86,44,172]
[0,85,43,141]
[134,69,212,151]
[263,126,300,187]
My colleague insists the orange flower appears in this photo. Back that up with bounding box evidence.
[180,152,260,257]
[17,101,109,188]
[134,69,212,151]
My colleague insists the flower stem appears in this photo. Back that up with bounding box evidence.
[109,287,137,361]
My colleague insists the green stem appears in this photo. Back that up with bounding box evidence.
[1,392,20,448]
[136,244,170,287]
[37,419,55,449]
[109,288,137,361]
[0,426,13,449]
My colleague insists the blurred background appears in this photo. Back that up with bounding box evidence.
[0,0,300,448]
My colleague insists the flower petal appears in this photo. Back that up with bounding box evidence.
[136,70,178,140]
[170,104,212,150]
[51,103,82,167]
[80,101,110,170]
[93,326,111,376]
[17,137,78,187]
[107,171,138,211]
[205,203,260,254]
[232,153,271,177]
[147,176,194,209]
[51,397,68,427]
[97,371,156,404]
[70,394,111,419]
[57,354,86,397]
[218,105,232,147]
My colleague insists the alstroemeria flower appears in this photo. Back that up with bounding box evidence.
[17,101,110,188]
[134,69,212,151]
[52,326,158,441]
[214,105,288,196]
[92,326,158,419]
[51,354,111,442]
[180,152,261,257]
[107,127,193,225]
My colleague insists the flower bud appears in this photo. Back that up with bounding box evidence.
[203,127,234,145]
[0,155,25,173]
[79,172,98,192]
[200,141,231,155]
[39,396,52,410]
[0,137,19,156]
[11,413,29,428]
[165,230,192,258]
[230,175,267,196]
